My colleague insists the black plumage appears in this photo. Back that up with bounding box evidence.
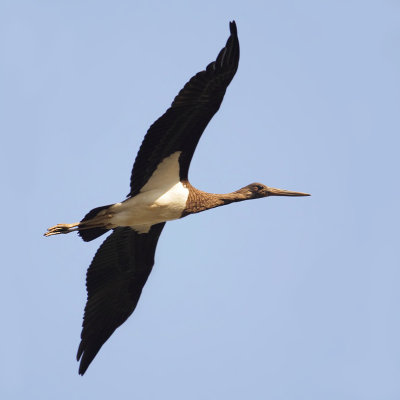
[77,21,239,374]
[129,21,239,196]
[77,223,165,375]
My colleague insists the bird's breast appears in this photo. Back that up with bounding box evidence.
[109,182,189,229]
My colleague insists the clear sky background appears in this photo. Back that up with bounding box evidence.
[1,1,400,399]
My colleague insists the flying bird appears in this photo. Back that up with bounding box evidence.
[45,21,309,375]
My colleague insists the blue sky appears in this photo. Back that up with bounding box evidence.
[1,1,400,399]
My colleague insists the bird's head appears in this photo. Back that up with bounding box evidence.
[239,182,310,199]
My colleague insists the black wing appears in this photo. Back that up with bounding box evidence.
[129,21,239,197]
[77,223,165,375]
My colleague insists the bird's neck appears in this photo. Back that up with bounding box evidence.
[182,182,249,216]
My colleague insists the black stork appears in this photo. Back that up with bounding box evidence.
[45,21,310,375]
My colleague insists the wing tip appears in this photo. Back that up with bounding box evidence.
[76,342,98,376]
[215,20,239,72]
[76,342,87,375]
[229,20,237,36]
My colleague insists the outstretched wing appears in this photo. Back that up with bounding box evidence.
[77,223,165,375]
[129,21,239,197]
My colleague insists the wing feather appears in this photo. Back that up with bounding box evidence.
[77,223,165,375]
[129,21,239,196]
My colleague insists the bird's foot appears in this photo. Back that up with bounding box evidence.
[44,222,79,237]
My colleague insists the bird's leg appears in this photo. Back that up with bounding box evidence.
[44,222,80,237]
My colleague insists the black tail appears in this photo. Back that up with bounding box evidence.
[78,204,113,242]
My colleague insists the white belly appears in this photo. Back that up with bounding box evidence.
[110,182,189,228]
[108,151,189,233]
